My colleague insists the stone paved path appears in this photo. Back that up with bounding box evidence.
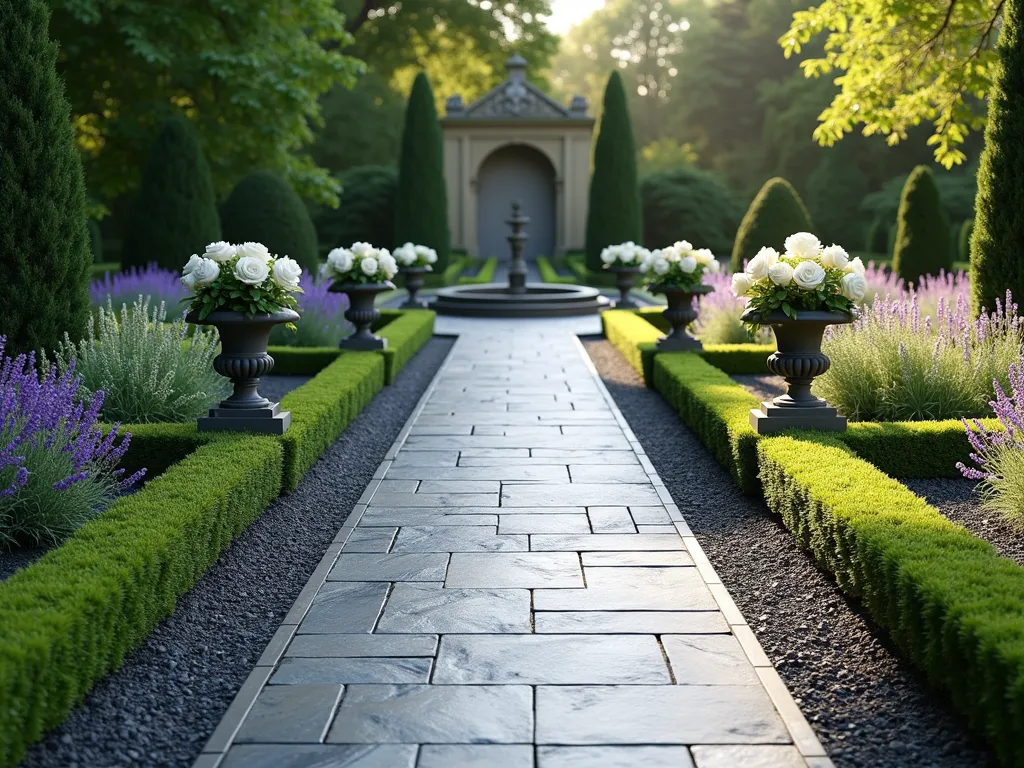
[195,326,832,768]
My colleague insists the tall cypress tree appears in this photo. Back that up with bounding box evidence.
[121,115,221,271]
[971,0,1024,313]
[0,0,91,356]
[731,178,812,272]
[395,73,450,269]
[892,166,952,286]
[585,71,642,272]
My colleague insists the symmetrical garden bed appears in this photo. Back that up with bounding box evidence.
[0,310,435,768]
[602,308,1024,767]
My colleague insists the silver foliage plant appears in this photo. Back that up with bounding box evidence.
[49,297,229,423]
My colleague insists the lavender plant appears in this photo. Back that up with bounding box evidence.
[691,270,772,344]
[0,338,144,548]
[817,291,1023,421]
[49,298,229,423]
[959,363,1024,527]
[89,263,187,313]
[268,274,353,347]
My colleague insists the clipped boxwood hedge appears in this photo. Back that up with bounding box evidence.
[536,256,577,284]
[458,257,499,285]
[602,310,662,378]
[759,435,1024,766]
[842,419,1002,478]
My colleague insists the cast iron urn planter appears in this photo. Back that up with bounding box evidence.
[608,265,642,310]
[330,281,395,350]
[399,267,429,310]
[185,308,299,435]
[740,308,853,435]
[650,283,713,351]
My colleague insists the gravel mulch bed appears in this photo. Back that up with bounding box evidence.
[258,374,312,404]
[0,546,46,583]
[904,478,1024,568]
[732,373,785,403]
[583,338,994,768]
[20,338,453,768]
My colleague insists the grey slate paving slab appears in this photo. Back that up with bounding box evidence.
[284,634,438,658]
[498,514,591,534]
[387,465,571,482]
[537,746,695,768]
[586,507,637,533]
[270,657,431,685]
[367,491,499,508]
[528,449,639,463]
[376,583,531,633]
[534,567,717,611]
[569,464,650,484]
[418,744,534,768]
[327,553,449,582]
[297,582,390,634]
[234,684,342,743]
[580,551,693,566]
[327,684,534,744]
[391,527,528,553]
[445,552,583,588]
[502,483,662,507]
[416,480,501,494]
[341,528,396,553]
[534,611,729,634]
[535,685,791,745]
[662,635,762,685]
[390,450,459,466]
[691,745,808,768]
[220,744,417,768]
[530,534,684,552]
[357,512,496,527]
[433,635,671,685]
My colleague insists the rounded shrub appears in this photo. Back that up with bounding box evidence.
[395,73,450,269]
[892,165,953,286]
[0,0,92,356]
[730,177,813,272]
[585,71,642,272]
[121,115,221,272]
[220,171,320,273]
[312,166,397,250]
[640,166,743,255]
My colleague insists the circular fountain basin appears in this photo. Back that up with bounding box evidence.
[431,283,609,317]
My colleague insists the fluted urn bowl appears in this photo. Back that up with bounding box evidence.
[399,267,430,310]
[329,281,395,350]
[606,265,642,310]
[650,283,714,352]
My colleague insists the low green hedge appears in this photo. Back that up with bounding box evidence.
[567,252,616,287]
[653,353,761,494]
[268,346,342,376]
[701,343,775,375]
[537,256,577,284]
[602,310,662,379]
[759,435,1024,766]
[841,419,1000,478]
[116,422,206,478]
[458,257,499,285]
[0,436,284,767]
[372,309,435,385]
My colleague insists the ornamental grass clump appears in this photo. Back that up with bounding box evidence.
[50,298,228,423]
[817,291,1023,422]
[89,263,187,313]
[0,337,143,548]
[269,274,352,347]
[959,362,1024,527]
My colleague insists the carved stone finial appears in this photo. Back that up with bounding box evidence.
[445,94,465,117]
[507,52,528,83]
[569,95,589,117]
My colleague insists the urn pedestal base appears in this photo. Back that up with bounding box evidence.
[199,401,292,435]
[749,401,847,435]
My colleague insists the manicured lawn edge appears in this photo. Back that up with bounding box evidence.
[536,256,577,284]
[758,435,1024,766]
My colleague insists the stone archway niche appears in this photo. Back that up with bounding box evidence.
[475,144,556,261]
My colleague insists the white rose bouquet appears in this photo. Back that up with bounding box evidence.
[323,242,398,285]
[181,241,302,321]
[733,232,863,328]
[600,241,651,269]
[393,242,439,270]
[639,240,721,290]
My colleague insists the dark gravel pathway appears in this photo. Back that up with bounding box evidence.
[583,338,994,768]
[20,338,453,768]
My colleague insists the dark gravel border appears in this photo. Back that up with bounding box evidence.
[20,338,453,768]
[905,478,1024,568]
[583,339,994,768]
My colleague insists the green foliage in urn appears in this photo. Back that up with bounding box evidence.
[312,165,397,250]
[972,0,1024,315]
[220,171,320,274]
[395,73,450,270]
[585,71,643,272]
[730,178,812,273]
[0,0,92,357]
[120,116,221,272]
[892,166,953,286]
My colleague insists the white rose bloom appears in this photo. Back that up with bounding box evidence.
[620,247,636,264]
[792,260,826,290]
[841,272,868,302]
[181,272,197,292]
[394,243,417,267]
[272,257,303,291]
[693,248,714,265]
[708,258,721,274]
[820,244,850,270]
[732,272,754,297]
[784,232,822,260]
[236,241,272,263]
[351,241,374,257]
[600,246,617,265]
[768,261,794,287]
[204,241,237,263]
[640,250,657,273]
[653,258,670,276]
[680,255,697,273]
[745,247,779,280]
[360,256,379,277]
[235,255,270,285]
[847,256,866,276]
[327,248,354,275]
[663,246,682,263]
[637,247,651,263]
[192,257,221,287]
[673,240,693,254]
[183,254,204,275]
[416,245,438,265]
[379,252,398,279]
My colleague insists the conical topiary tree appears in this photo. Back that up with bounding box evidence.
[87,219,103,262]
[220,171,320,273]
[892,166,952,286]
[585,71,642,271]
[730,178,813,272]
[972,0,1024,313]
[959,218,974,263]
[395,73,450,269]
[121,115,221,271]
[0,0,91,356]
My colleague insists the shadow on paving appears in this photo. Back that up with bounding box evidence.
[20,338,454,768]
[582,338,994,768]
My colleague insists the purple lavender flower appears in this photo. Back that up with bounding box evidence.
[90,263,187,315]
[269,274,353,347]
